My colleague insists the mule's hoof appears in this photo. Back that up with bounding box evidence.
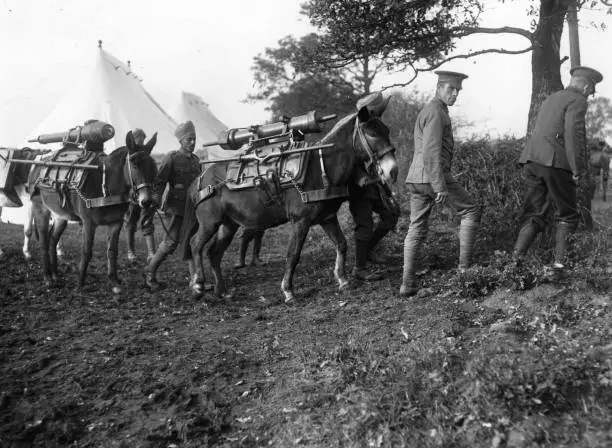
[127,252,138,263]
[23,252,33,261]
[338,278,350,290]
[144,273,163,291]
[399,284,418,298]
[283,290,294,303]
[112,286,122,294]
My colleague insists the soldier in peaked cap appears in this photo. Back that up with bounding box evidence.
[124,128,158,263]
[513,65,603,277]
[400,70,482,297]
[145,120,202,290]
[349,91,401,281]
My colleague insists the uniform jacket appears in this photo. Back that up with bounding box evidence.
[519,87,588,176]
[156,149,201,216]
[406,98,455,193]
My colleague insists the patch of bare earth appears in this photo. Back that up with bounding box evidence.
[0,199,611,447]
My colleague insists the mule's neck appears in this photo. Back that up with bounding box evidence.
[99,149,130,197]
[319,114,358,186]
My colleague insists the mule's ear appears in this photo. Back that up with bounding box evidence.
[126,131,134,150]
[357,105,372,122]
[144,132,158,154]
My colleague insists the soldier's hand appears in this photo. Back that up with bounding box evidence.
[435,191,448,205]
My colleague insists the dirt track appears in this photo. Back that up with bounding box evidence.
[1,201,611,447]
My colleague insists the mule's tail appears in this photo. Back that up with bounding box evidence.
[178,184,198,260]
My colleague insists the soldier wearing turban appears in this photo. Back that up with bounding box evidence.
[145,120,201,290]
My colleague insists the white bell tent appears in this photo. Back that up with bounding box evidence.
[171,91,231,161]
[27,42,178,154]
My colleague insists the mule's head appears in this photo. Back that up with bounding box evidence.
[354,104,398,185]
[123,135,158,208]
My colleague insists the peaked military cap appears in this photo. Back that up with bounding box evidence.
[570,66,603,84]
[434,70,468,89]
[356,91,391,116]
[175,120,196,141]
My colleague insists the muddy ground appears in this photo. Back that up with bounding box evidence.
[1,200,611,447]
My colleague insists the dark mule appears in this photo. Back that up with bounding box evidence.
[180,105,398,302]
[30,132,158,292]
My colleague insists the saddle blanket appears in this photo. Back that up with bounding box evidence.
[33,147,100,191]
[224,140,309,191]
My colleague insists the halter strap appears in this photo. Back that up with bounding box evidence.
[352,117,395,174]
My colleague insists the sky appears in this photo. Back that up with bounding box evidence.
[1,0,611,146]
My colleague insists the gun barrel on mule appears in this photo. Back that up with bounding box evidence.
[8,158,99,170]
[28,120,115,145]
[202,111,337,150]
[200,143,335,164]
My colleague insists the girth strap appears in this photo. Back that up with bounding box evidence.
[82,195,128,209]
[299,185,349,203]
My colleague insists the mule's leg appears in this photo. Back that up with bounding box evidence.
[50,217,66,259]
[32,200,53,285]
[49,218,68,281]
[207,222,239,299]
[319,216,349,290]
[106,222,123,293]
[281,219,311,303]
[22,202,34,260]
[79,220,96,287]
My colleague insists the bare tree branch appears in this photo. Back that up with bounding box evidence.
[453,25,534,40]
[381,45,534,91]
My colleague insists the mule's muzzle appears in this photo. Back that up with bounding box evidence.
[140,198,153,209]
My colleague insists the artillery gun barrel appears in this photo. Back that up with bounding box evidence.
[200,143,335,164]
[27,121,115,145]
[201,111,338,149]
[8,158,99,170]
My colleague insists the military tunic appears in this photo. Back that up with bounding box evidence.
[518,86,588,227]
[156,150,201,217]
[154,149,201,248]
[405,98,479,230]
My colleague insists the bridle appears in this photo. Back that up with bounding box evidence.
[352,116,395,176]
[125,151,153,201]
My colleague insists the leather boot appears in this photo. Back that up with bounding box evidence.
[126,229,137,263]
[400,229,422,297]
[513,221,540,261]
[553,221,577,269]
[353,239,383,281]
[458,215,480,271]
[145,235,156,263]
[144,243,171,291]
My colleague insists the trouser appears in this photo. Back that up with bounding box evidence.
[349,183,399,269]
[402,182,481,286]
[514,163,579,265]
[124,202,155,236]
[145,214,183,276]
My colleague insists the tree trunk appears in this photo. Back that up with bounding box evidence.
[526,0,568,137]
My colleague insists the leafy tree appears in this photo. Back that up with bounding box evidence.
[586,96,612,141]
[249,33,387,119]
[302,0,612,136]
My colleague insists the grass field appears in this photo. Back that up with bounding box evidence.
[0,196,611,447]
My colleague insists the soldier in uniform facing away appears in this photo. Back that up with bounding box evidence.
[512,66,603,275]
[400,71,481,297]
[145,121,201,290]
